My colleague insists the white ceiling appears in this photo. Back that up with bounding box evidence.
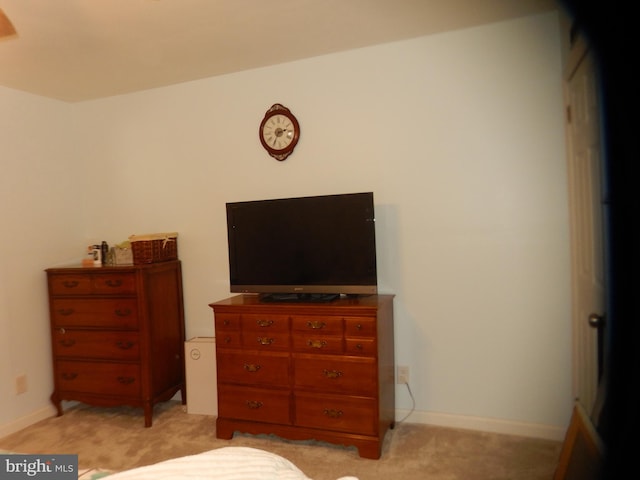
[0,0,558,102]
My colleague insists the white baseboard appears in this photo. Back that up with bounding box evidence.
[395,409,566,441]
[0,405,58,440]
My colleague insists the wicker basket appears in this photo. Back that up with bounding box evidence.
[129,232,178,264]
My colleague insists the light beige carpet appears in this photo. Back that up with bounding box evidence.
[0,401,561,480]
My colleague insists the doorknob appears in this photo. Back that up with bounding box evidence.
[588,313,605,328]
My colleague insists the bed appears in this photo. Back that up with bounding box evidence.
[83,447,358,480]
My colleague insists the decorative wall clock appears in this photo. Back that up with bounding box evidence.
[259,103,300,161]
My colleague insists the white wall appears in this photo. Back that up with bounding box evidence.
[0,87,89,433]
[0,11,571,440]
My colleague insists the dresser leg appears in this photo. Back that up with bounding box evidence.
[215,418,235,439]
[356,440,382,460]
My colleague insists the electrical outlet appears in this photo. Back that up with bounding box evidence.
[397,365,409,384]
[15,374,28,395]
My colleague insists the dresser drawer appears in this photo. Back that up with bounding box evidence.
[217,331,241,348]
[215,313,242,332]
[52,330,140,360]
[344,317,376,337]
[218,385,291,425]
[291,315,343,334]
[242,331,290,351]
[51,298,139,329]
[292,334,343,354]
[48,274,93,295]
[55,361,141,396]
[243,314,290,332]
[345,338,376,356]
[91,273,136,295]
[293,354,376,395]
[295,392,377,435]
[217,351,290,387]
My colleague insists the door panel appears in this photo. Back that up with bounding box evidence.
[565,42,606,418]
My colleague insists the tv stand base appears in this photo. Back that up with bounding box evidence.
[259,293,339,303]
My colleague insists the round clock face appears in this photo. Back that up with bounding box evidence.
[259,104,300,161]
[262,114,295,150]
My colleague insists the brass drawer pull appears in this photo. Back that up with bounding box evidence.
[117,376,135,385]
[307,321,326,329]
[116,341,134,350]
[224,336,233,344]
[246,400,263,409]
[244,363,262,373]
[105,279,123,288]
[62,280,79,289]
[58,308,74,316]
[62,372,78,380]
[323,369,343,379]
[355,343,363,350]
[58,339,76,347]
[257,337,275,346]
[323,408,343,418]
[115,308,132,317]
[308,339,327,349]
[256,319,274,327]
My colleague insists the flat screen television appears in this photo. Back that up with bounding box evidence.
[226,192,377,301]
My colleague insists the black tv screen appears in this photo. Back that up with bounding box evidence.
[226,192,377,299]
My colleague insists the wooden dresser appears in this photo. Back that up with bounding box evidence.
[46,260,186,427]
[210,294,395,459]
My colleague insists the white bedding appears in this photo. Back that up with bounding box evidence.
[105,447,358,480]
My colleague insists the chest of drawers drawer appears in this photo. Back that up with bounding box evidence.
[48,272,136,295]
[48,275,93,295]
[55,360,141,396]
[91,273,137,294]
[52,330,140,360]
[50,298,139,329]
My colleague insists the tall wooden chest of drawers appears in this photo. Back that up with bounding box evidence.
[210,294,395,459]
[46,260,186,427]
